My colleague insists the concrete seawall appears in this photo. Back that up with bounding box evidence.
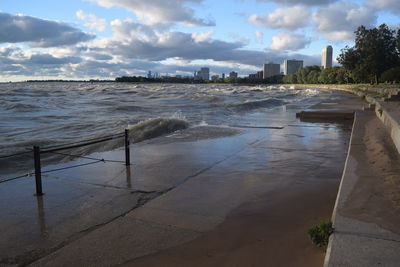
[313,85,400,266]
[375,101,400,154]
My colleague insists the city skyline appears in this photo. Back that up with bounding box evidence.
[143,45,332,80]
[0,0,399,81]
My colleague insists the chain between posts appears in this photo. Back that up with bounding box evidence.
[30,129,131,196]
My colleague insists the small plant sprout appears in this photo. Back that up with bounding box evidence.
[307,221,334,247]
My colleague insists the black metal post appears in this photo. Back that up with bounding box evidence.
[33,146,43,196]
[125,129,130,166]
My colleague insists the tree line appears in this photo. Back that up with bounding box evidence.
[284,24,400,85]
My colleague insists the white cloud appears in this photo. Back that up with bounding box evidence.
[269,32,311,51]
[367,0,400,15]
[192,30,214,43]
[255,0,336,6]
[312,2,377,41]
[87,0,214,27]
[248,6,310,30]
[76,10,107,32]
[0,12,95,47]
[255,30,264,44]
[255,31,263,40]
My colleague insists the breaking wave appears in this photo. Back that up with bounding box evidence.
[229,98,285,111]
[0,117,189,177]
[128,118,189,143]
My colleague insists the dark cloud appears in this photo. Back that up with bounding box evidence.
[86,52,114,61]
[0,12,95,47]
[367,0,400,15]
[29,54,82,65]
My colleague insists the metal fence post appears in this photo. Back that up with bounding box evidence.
[125,129,130,166]
[33,146,43,196]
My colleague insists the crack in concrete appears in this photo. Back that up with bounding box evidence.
[334,230,400,243]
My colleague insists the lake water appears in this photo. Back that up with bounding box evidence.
[0,82,332,177]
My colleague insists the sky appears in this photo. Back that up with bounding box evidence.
[0,0,399,81]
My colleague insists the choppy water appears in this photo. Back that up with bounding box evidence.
[0,82,325,176]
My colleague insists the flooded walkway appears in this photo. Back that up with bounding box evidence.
[0,92,367,266]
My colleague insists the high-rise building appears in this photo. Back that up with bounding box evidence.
[284,60,303,75]
[321,45,333,69]
[229,71,238,79]
[211,75,219,81]
[147,70,152,78]
[195,67,210,80]
[263,63,280,79]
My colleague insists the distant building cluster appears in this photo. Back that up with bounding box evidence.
[248,71,263,80]
[145,45,333,81]
[147,70,160,78]
[229,71,238,79]
[194,67,210,80]
[248,45,333,80]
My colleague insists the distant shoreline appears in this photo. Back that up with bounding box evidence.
[2,80,399,96]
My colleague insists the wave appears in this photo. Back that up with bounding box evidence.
[229,98,285,111]
[0,117,189,177]
[128,118,189,143]
[4,103,42,112]
[180,94,223,103]
[303,89,320,96]
[114,105,145,112]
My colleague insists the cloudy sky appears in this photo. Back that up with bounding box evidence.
[0,0,399,81]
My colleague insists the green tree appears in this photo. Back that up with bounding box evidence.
[334,67,347,84]
[307,70,321,84]
[283,73,297,84]
[338,24,400,84]
[397,29,400,53]
[380,67,400,83]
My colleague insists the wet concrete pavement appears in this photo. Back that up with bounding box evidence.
[0,92,368,266]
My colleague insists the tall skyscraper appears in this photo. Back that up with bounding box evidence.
[263,63,280,79]
[284,60,303,75]
[322,45,333,69]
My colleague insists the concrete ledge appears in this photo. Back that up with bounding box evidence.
[324,110,400,267]
[296,110,354,122]
[375,101,400,154]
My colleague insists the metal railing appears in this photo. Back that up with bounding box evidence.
[1,129,132,196]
